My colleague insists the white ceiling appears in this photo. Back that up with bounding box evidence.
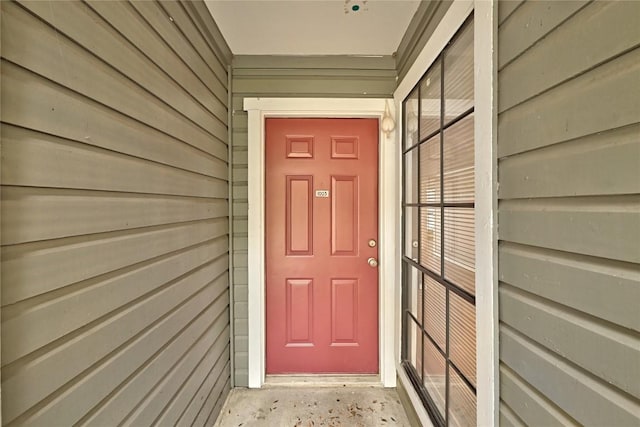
[204,0,421,56]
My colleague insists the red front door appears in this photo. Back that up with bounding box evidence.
[265,118,379,374]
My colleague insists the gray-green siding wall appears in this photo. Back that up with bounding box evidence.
[231,55,396,386]
[395,0,452,83]
[0,1,232,425]
[496,1,640,425]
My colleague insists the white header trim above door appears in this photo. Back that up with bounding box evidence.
[244,97,399,388]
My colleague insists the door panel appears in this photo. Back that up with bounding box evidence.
[286,176,313,255]
[286,279,313,345]
[266,118,379,374]
[331,176,358,255]
[331,278,359,345]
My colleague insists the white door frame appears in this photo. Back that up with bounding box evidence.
[244,98,399,388]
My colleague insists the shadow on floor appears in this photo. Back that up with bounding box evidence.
[214,386,412,426]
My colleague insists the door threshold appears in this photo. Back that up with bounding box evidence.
[264,375,382,388]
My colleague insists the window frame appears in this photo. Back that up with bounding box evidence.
[401,14,476,426]
[399,10,496,426]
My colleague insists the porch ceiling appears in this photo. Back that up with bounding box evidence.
[204,0,421,56]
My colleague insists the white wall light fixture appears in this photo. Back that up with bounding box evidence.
[381,100,396,137]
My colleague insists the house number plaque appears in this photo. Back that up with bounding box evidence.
[315,190,330,198]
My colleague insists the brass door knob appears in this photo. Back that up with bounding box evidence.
[368,257,378,268]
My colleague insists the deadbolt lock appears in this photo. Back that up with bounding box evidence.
[368,239,377,247]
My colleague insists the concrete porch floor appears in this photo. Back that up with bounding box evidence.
[214,386,412,426]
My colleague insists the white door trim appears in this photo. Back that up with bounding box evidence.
[244,98,399,388]
[394,1,498,426]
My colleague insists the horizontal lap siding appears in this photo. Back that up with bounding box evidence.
[0,1,232,425]
[497,1,640,425]
[231,55,396,386]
